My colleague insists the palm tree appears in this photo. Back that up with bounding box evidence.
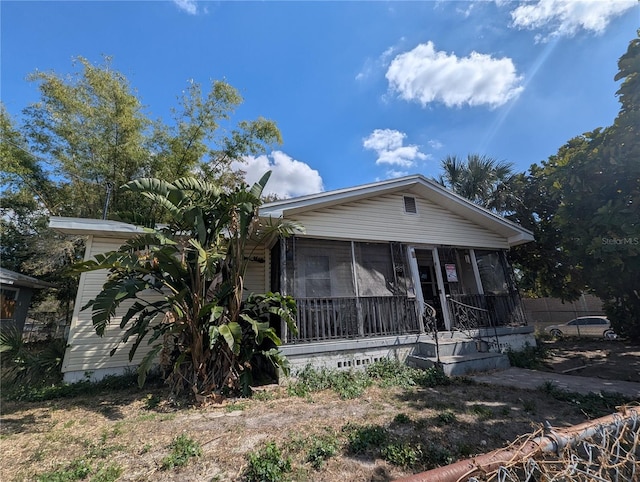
[437,154,515,212]
[78,172,303,399]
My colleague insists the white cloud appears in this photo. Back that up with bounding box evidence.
[173,0,198,15]
[356,44,402,81]
[386,42,524,109]
[428,139,444,150]
[510,0,637,39]
[363,129,428,168]
[233,151,324,199]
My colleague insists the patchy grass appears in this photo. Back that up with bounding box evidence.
[1,353,636,481]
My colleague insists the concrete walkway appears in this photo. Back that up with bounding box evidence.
[471,367,640,399]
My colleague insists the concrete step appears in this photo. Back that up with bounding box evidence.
[407,352,511,377]
[416,339,485,358]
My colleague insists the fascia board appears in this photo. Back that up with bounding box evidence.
[49,216,145,237]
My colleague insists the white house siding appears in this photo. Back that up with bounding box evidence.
[63,237,271,382]
[62,236,165,382]
[289,192,509,249]
[244,243,268,295]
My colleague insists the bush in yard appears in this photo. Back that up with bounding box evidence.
[78,173,302,399]
[245,442,292,482]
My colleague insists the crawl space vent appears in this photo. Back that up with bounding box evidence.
[403,196,417,214]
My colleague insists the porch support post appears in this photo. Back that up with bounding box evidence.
[406,246,425,332]
[351,241,364,337]
[469,249,485,295]
[432,247,453,331]
[280,237,288,343]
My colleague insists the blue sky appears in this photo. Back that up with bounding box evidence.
[2,1,638,198]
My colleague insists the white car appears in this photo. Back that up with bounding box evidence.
[545,316,617,339]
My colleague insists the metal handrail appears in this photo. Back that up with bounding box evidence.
[422,302,440,365]
[446,295,500,351]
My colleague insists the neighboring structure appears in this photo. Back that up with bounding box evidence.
[51,175,536,382]
[0,268,56,334]
[523,294,605,328]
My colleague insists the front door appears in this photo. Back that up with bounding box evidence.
[410,248,451,330]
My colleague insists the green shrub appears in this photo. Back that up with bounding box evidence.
[436,409,457,425]
[382,442,422,468]
[343,423,388,454]
[469,404,494,420]
[161,434,202,470]
[245,442,292,482]
[393,413,411,424]
[288,365,372,399]
[306,433,339,469]
[538,383,633,418]
[36,458,91,482]
[506,342,548,369]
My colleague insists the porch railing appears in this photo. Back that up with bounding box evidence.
[289,296,421,344]
[447,293,527,328]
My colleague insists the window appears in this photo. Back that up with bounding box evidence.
[475,250,508,294]
[354,243,395,296]
[0,288,18,320]
[293,239,355,298]
[305,256,331,297]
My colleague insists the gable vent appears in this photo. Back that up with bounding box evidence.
[403,196,417,214]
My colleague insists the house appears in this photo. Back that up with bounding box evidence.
[0,268,57,335]
[51,174,536,382]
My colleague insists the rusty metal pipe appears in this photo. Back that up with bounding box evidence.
[394,406,640,482]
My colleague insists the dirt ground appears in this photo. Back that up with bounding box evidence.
[1,338,638,482]
[538,338,640,383]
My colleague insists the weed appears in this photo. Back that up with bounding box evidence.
[382,442,422,468]
[306,433,340,469]
[522,398,537,413]
[225,402,247,412]
[415,365,450,387]
[252,390,276,401]
[422,442,454,468]
[245,442,292,482]
[507,342,548,370]
[393,413,411,424]
[63,420,75,429]
[538,384,634,418]
[4,372,142,402]
[436,409,457,425]
[143,393,161,410]
[36,458,91,482]
[469,404,494,420]
[161,434,202,470]
[140,443,152,454]
[288,366,371,399]
[89,463,122,482]
[343,423,388,454]
[456,443,475,458]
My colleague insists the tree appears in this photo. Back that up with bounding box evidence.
[511,31,640,339]
[437,154,515,212]
[78,172,303,399]
[1,57,283,324]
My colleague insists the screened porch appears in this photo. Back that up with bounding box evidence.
[272,237,526,344]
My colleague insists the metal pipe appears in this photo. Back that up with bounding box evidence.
[394,406,640,482]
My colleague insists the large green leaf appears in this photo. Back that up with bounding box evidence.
[218,322,242,354]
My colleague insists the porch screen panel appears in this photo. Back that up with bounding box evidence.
[293,238,355,298]
[475,250,508,294]
[354,242,395,296]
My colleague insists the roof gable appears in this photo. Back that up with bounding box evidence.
[260,175,533,247]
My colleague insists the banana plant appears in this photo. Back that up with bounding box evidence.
[78,171,302,398]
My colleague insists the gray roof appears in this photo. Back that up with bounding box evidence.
[0,268,57,289]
